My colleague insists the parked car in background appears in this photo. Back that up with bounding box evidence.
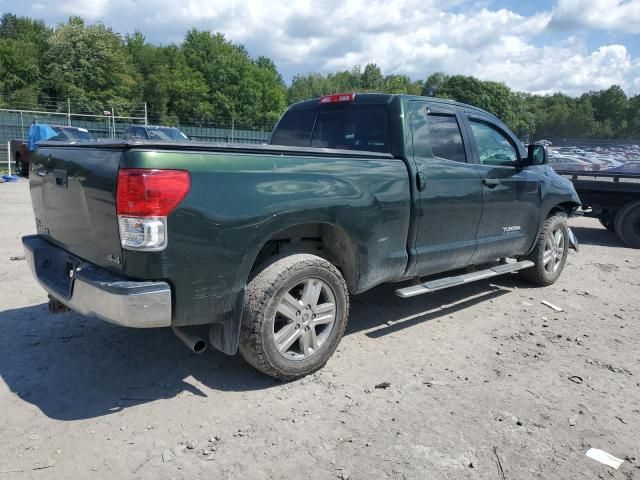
[606,161,640,174]
[124,125,189,141]
[11,125,95,176]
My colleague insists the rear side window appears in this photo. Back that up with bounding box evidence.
[270,105,391,153]
[411,104,466,162]
[428,115,466,163]
[270,109,316,147]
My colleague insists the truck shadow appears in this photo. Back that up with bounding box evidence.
[350,279,515,338]
[569,225,627,248]
[0,276,525,421]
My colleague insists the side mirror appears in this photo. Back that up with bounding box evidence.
[525,143,548,166]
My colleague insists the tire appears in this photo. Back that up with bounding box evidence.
[599,214,616,232]
[614,201,640,249]
[520,213,569,286]
[15,155,26,177]
[238,254,349,381]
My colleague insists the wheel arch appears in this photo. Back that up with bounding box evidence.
[525,200,580,256]
[546,200,581,219]
[247,222,360,293]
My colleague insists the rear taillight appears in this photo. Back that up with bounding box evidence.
[319,93,356,104]
[116,169,190,251]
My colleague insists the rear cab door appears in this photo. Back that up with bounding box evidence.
[460,111,541,262]
[405,101,483,277]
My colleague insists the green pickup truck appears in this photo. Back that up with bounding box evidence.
[22,93,580,380]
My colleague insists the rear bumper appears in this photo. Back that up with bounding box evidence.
[22,235,172,328]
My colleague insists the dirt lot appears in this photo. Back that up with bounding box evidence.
[1,178,639,480]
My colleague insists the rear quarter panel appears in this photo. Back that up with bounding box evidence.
[121,149,411,326]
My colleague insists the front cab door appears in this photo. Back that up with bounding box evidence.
[463,114,540,263]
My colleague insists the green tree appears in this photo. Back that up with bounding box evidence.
[0,13,51,107]
[588,85,628,137]
[422,72,449,97]
[383,74,422,95]
[181,30,286,126]
[361,63,384,91]
[626,94,640,138]
[437,75,534,136]
[42,17,140,114]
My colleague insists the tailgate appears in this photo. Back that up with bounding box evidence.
[29,146,124,272]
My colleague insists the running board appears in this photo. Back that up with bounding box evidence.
[395,260,534,298]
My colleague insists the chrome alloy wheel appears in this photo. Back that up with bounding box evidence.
[543,227,565,274]
[273,277,337,360]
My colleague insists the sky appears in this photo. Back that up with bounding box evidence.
[1,0,640,95]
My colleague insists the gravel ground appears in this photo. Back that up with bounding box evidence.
[1,178,639,479]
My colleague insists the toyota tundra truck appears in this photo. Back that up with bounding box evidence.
[22,93,580,380]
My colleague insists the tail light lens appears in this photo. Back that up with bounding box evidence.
[116,169,190,251]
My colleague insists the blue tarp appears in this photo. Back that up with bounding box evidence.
[28,124,58,151]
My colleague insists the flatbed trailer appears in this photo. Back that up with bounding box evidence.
[555,170,640,248]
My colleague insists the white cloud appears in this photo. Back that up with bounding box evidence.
[550,0,640,34]
[9,0,640,94]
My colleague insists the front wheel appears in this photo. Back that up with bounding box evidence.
[520,213,569,286]
[238,254,349,381]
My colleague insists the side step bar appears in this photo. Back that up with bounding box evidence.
[395,260,534,298]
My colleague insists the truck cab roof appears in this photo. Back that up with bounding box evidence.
[288,93,503,122]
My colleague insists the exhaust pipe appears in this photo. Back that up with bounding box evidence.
[48,295,70,314]
[172,327,207,354]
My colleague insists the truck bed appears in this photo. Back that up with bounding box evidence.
[554,170,640,192]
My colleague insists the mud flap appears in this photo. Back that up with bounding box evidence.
[208,289,245,355]
[568,227,579,252]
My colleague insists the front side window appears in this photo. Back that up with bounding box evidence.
[469,120,518,167]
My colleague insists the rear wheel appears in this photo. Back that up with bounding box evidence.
[614,201,640,249]
[239,254,349,381]
[520,213,569,286]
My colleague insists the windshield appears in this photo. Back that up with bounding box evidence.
[147,127,189,141]
[270,104,391,153]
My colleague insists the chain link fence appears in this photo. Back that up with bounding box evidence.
[1,102,276,173]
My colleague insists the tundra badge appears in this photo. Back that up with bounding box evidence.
[503,225,521,234]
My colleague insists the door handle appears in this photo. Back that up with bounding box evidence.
[416,172,427,191]
[483,178,500,188]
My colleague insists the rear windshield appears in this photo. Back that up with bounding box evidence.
[51,127,94,142]
[148,127,189,141]
[270,105,391,153]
